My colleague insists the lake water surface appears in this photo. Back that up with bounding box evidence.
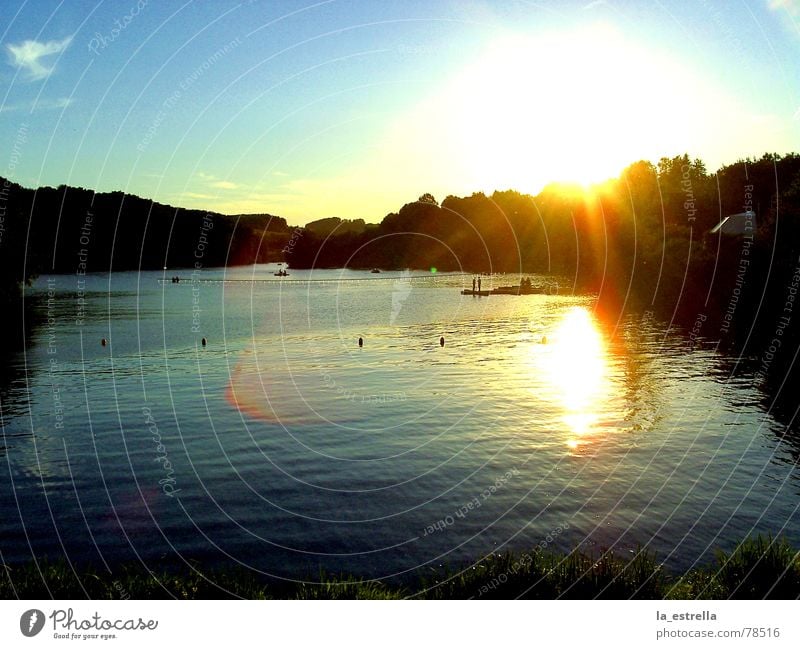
[1,265,799,581]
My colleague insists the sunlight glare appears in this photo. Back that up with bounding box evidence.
[538,306,611,449]
[382,22,756,198]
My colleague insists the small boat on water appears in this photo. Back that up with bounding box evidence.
[371,268,381,273]
[274,270,289,277]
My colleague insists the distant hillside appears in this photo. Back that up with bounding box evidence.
[0,178,293,298]
[304,217,369,236]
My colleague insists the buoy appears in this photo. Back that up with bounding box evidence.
[358,337,363,348]
[101,338,107,347]
[201,337,207,347]
[440,336,445,347]
[541,335,547,344]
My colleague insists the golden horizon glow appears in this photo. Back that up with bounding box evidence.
[288,22,789,221]
[166,23,797,223]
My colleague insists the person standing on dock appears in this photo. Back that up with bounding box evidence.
[472,277,476,292]
[477,276,481,292]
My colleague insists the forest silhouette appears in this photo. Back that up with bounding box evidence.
[0,179,292,303]
[2,152,799,343]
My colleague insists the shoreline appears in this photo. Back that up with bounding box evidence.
[3,535,798,600]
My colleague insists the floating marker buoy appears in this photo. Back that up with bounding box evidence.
[101,338,107,347]
[201,337,207,347]
[440,336,445,347]
[358,337,363,348]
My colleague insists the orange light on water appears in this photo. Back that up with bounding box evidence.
[537,307,611,449]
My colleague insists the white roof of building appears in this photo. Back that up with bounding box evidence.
[710,211,756,236]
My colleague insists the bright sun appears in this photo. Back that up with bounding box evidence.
[397,23,707,194]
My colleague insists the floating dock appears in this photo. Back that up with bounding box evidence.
[462,284,558,296]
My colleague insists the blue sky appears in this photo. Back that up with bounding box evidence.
[1,0,799,224]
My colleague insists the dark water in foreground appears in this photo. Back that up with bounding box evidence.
[1,265,798,580]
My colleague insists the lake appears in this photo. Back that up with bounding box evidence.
[1,265,798,581]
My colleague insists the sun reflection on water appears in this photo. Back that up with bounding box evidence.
[536,306,612,450]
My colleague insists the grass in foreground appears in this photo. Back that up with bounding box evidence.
[2,536,799,599]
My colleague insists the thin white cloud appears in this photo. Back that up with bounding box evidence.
[180,192,215,201]
[6,36,72,80]
[33,96,73,110]
[769,0,800,16]
[246,192,298,201]
[195,173,241,190]
[0,96,73,113]
[211,180,238,190]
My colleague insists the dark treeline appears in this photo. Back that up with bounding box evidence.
[286,152,800,321]
[0,178,292,301]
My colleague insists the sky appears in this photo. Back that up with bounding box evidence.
[1,0,799,225]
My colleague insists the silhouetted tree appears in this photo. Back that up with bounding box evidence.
[417,193,438,206]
